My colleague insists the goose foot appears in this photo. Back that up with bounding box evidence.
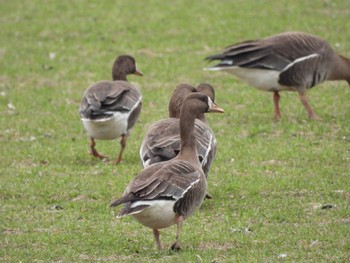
[170,215,183,251]
[299,93,321,121]
[89,138,107,159]
[170,242,181,251]
[205,193,213,199]
[308,113,322,121]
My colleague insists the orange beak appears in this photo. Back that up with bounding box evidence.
[134,65,143,76]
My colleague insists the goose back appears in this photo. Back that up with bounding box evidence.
[140,118,217,175]
[140,83,217,176]
[205,31,350,90]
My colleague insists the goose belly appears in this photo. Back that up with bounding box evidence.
[223,67,292,92]
[81,112,128,140]
[131,200,177,229]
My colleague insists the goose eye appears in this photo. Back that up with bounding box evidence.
[200,96,208,102]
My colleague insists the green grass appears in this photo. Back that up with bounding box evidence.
[1,0,350,262]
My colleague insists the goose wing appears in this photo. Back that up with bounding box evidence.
[140,119,217,176]
[140,119,181,167]
[205,32,330,71]
[80,80,141,119]
[194,120,217,176]
[110,160,205,216]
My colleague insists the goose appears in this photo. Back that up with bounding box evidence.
[110,92,224,250]
[204,31,350,120]
[80,55,143,164]
[168,83,197,118]
[139,83,217,179]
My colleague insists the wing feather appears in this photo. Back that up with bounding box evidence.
[205,32,331,72]
[80,80,141,119]
[140,119,216,176]
[109,160,204,217]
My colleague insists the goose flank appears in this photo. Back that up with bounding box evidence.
[205,31,350,120]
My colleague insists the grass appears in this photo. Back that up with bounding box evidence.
[1,0,350,262]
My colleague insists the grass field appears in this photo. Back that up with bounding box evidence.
[1,0,350,262]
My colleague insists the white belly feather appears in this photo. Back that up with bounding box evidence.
[131,200,177,229]
[81,112,129,140]
[222,67,290,91]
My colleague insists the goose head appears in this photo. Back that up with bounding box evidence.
[168,83,197,118]
[178,92,224,164]
[180,92,224,122]
[197,83,215,102]
[112,55,143,81]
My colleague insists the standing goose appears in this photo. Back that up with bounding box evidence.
[80,55,143,164]
[204,31,350,120]
[139,83,218,178]
[110,92,224,250]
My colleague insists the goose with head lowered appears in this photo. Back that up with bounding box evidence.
[80,55,143,164]
[110,92,224,250]
[139,83,218,187]
[204,31,350,120]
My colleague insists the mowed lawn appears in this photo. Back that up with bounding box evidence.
[1,0,350,262]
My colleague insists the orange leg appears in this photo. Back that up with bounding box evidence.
[273,91,281,121]
[114,134,127,164]
[89,137,106,159]
[153,229,162,250]
[299,93,321,120]
[170,215,183,250]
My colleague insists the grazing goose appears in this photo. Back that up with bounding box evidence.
[110,92,224,250]
[80,55,143,164]
[139,83,217,178]
[204,31,350,120]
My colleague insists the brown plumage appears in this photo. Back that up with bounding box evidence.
[110,92,224,250]
[80,55,143,164]
[139,83,218,179]
[205,31,350,120]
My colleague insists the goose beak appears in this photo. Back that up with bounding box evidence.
[209,102,224,113]
[134,65,143,76]
[134,69,143,76]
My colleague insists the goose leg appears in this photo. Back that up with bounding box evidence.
[89,137,106,159]
[273,91,281,121]
[153,229,162,250]
[115,134,127,164]
[299,92,321,120]
[170,215,183,250]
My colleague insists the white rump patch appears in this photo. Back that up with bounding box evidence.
[131,199,177,229]
[203,66,224,71]
[81,97,141,140]
[81,112,128,140]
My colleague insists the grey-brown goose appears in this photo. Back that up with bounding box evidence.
[80,55,143,164]
[139,83,217,178]
[204,31,350,120]
[110,92,224,250]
